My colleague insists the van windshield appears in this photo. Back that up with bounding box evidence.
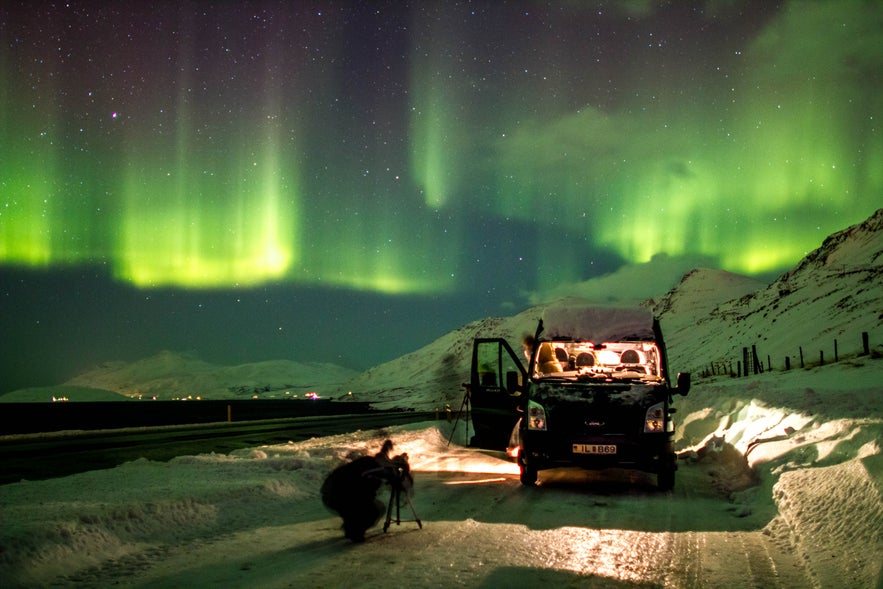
[532,340,663,383]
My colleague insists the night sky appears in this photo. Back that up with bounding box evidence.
[1,1,881,392]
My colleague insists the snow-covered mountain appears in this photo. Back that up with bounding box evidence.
[342,209,883,409]
[0,351,359,403]
[656,208,883,377]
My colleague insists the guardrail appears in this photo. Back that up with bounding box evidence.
[0,399,375,435]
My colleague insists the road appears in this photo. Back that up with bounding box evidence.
[266,460,813,589]
[16,432,815,588]
[0,411,434,484]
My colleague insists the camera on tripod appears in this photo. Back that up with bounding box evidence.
[376,452,421,532]
[381,453,413,492]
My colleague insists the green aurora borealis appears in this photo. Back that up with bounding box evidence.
[3,1,880,292]
[0,1,881,390]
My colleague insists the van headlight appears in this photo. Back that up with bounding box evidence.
[527,399,547,431]
[644,402,667,433]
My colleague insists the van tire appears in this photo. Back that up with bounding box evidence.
[519,456,537,486]
[657,468,675,491]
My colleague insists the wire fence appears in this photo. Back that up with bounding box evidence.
[699,331,878,378]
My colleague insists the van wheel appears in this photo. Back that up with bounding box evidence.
[519,456,537,486]
[657,468,675,491]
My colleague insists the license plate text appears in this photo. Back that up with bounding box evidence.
[573,444,617,455]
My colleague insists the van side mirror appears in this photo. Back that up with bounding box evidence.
[676,372,691,396]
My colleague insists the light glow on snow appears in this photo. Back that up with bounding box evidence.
[443,477,509,485]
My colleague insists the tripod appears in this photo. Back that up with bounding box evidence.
[383,477,422,532]
[447,383,471,446]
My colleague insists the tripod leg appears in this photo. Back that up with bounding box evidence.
[383,487,395,532]
[447,389,470,446]
[383,482,422,532]
[403,493,423,529]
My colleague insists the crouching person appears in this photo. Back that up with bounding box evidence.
[321,440,394,542]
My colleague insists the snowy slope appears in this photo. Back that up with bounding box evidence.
[651,267,766,332]
[655,208,883,376]
[338,313,538,410]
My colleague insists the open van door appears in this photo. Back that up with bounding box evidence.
[468,338,527,450]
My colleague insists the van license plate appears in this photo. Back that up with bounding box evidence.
[573,444,616,455]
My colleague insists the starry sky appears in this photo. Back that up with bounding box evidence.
[1,1,881,392]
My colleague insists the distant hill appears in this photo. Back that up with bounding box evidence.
[338,312,540,410]
[0,386,126,403]
[0,350,359,402]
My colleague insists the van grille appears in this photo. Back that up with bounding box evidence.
[547,399,645,436]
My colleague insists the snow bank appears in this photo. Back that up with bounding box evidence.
[774,446,883,588]
[676,357,883,588]
[0,423,478,587]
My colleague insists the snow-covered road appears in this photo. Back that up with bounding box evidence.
[255,469,810,589]
[2,425,816,588]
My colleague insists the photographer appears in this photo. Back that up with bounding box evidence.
[321,439,404,542]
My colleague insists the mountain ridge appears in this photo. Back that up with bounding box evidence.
[4,209,880,407]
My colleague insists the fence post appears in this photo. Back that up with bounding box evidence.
[799,346,804,368]
[862,332,870,355]
[742,347,749,377]
[834,339,839,362]
[752,345,761,374]
[785,356,791,370]
[819,350,824,366]
[767,355,771,371]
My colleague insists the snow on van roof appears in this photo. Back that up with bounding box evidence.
[540,302,656,343]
